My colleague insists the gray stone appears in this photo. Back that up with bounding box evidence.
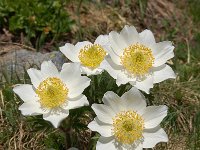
[0,49,68,82]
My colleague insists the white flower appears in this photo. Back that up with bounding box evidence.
[88,87,168,150]
[13,61,90,128]
[60,35,109,76]
[101,25,176,93]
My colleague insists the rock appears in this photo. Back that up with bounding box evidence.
[0,48,68,82]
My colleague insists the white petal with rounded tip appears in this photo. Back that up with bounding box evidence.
[132,75,154,94]
[153,64,176,83]
[143,105,168,129]
[13,84,38,102]
[95,35,109,46]
[109,31,127,56]
[120,25,139,45]
[41,61,59,77]
[60,63,81,86]
[143,126,168,148]
[96,136,116,150]
[100,57,123,79]
[92,104,115,124]
[105,46,121,65]
[88,117,112,137]
[139,29,156,47]
[60,63,90,98]
[116,71,136,86]
[151,41,174,67]
[19,101,44,115]
[59,43,79,62]
[66,94,89,110]
[27,68,44,88]
[121,87,146,114]
[43,110,69,128]
[102,91,124,113]
[81,66,103,76]
[134,144,143,150]
[67,76,90,98]
[75,41,92,54]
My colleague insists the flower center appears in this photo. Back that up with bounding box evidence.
[112,110,144,144]
[36,77,68,109]
[120,43,154,76]
[78,44,106,69]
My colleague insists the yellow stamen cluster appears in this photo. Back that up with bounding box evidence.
[78,44,106,69]
[120,43,154,76]
[36,77,68,109]
[112,110,144,144]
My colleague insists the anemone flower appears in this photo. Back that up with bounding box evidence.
[101,25,176,93]
[88,87,168,150]
[60,35,109,75]
[13,61,90,128]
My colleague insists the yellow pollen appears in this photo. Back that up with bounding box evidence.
[78,44,106,69]
[112,110,144,144]
[120,43,154,76]
[36,77,68,109]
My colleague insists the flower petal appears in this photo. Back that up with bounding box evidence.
[109,31,127,56]
[88,117,112,137]
[143,105,168,129]
[68,76,90,98]
[139,29,156,47]
[60,62,81,85]
[92,104,115,124]
[132,75,154,94]
[60,63,90,98]
[121,87,146,114]
[61,41,92,63]
[120,25,139,45]
[134,144,143,150]
[13,84,38,102]
[59,43,79,62]
[116,71,136,86]
[153,64,176,83]
[102,91,124,113]
[19,101,44,115]
[43,110,69,128]
[105,46,121,65]
[41,61,59,77]
[81,66,103,76]
[143,126,168,148]
[66,94,89,110]
[95,35,109,46]
[100,57,123,80]
[27,68,44,88]
[96,136,116,150]
[75,41,92,52]
[151,41,174,67]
